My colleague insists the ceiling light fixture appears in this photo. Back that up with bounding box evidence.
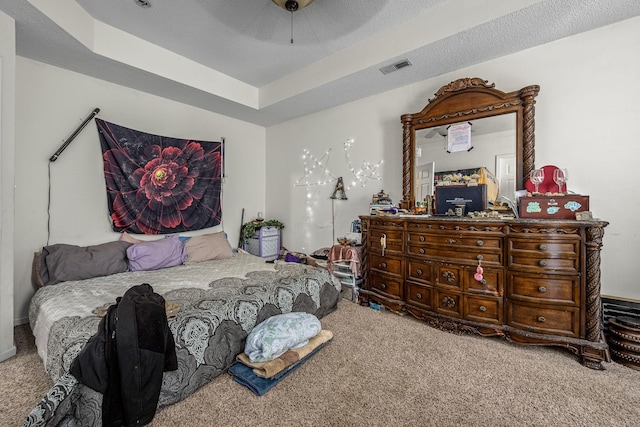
[272,0,314,44]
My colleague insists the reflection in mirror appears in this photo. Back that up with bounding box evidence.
[400,78,540,209]
[414,114,516,203]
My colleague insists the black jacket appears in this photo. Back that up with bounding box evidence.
[70,284,178,426]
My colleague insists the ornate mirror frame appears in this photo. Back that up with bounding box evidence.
[400,78,540,209]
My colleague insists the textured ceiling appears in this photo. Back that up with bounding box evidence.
[2,0,640,126]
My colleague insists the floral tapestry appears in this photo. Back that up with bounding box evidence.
[96,119,222,234]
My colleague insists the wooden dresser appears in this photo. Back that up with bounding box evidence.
[359,215,610,369]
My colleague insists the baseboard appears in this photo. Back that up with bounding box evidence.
[0,345,17,362]
[14,316,29,326]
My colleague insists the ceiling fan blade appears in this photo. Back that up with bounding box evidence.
[424,127,447,139]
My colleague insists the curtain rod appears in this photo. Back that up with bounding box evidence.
[49,107,100,162]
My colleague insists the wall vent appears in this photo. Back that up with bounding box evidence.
[379,59,413,75]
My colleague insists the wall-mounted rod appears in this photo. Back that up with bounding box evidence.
[49,107,100,162]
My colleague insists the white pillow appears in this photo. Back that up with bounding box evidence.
[245,312,321,363]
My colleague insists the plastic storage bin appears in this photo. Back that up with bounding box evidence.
[244,226,281,260]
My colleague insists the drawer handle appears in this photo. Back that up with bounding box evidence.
[416,269,423,276]
[442,271,456,284]
[538,286,547,293]
[442,296,456,308]
[416,292,423,299]
[480,279,487,285]
[446,238,457,244]
[379,262,387,269]
[476,240,484,247]
[479,305,487,312]
[537,316,546,323]
[539,244,547,251]
[419,248,425,254]
[476,255,484,261]
[419,236,425,242]
[380,283,387,289]
[539,260,547,267]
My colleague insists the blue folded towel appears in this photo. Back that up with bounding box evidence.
[228,338,331,396]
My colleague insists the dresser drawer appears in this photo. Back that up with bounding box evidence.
[369,254,403,276]
[368,272,403,299]
[407,259,432,284]
[407,245,502,266]
[464,295,503,324]
[434,263,464,290]
[465,267,503,296]
[369,225,404,254]
[406,282,433,310]
[508,237,579,273]
[408,233,501,250]
[507,273,579,306]
[506,301,580,337]
[434,290,463,318]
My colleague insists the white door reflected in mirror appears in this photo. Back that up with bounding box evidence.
[415,162,435,204]
[496,153,516,200]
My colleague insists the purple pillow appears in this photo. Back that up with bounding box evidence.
[127,235,186,271]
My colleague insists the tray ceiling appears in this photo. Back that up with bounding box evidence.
[2,0,640,126]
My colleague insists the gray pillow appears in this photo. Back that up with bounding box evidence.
[38,240,132,286]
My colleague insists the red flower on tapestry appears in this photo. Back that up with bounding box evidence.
[97,119,222,234]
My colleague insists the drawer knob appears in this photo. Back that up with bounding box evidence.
[419,248,425,254]
[380,283,387,289]
[442,296,456,308]
[537,316,546,323]
[416,269,423,276]
[476,240,484,247]
[416,292,423,299]
[419,235,425,242]
[538,286,547,293]
[476,255,484,261]
[539,260,547,267]
[539,244,547,251]
[479,305,487,312]
[379,262,387,269]
[442,271,456,284]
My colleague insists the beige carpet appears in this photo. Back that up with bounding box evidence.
[2,300,640,426]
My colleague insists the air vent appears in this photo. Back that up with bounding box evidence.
[379,59,413,75]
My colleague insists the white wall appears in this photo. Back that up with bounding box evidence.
[13,58,266,322]
[0,10,16,361]
[266,16,640,301]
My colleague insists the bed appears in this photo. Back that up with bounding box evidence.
[24,241,340,426]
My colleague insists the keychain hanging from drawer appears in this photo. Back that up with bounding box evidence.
[380,233,387,256]
[474,259,484,282]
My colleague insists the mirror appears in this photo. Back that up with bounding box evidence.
[415,114,516,203]
[400,78,539,209]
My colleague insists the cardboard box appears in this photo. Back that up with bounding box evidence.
[519,195,589,219]
[435,184,487,215]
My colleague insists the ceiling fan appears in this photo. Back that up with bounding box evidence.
[423,127,449,139]
[272,0,314,43]
[272,0,314,12]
